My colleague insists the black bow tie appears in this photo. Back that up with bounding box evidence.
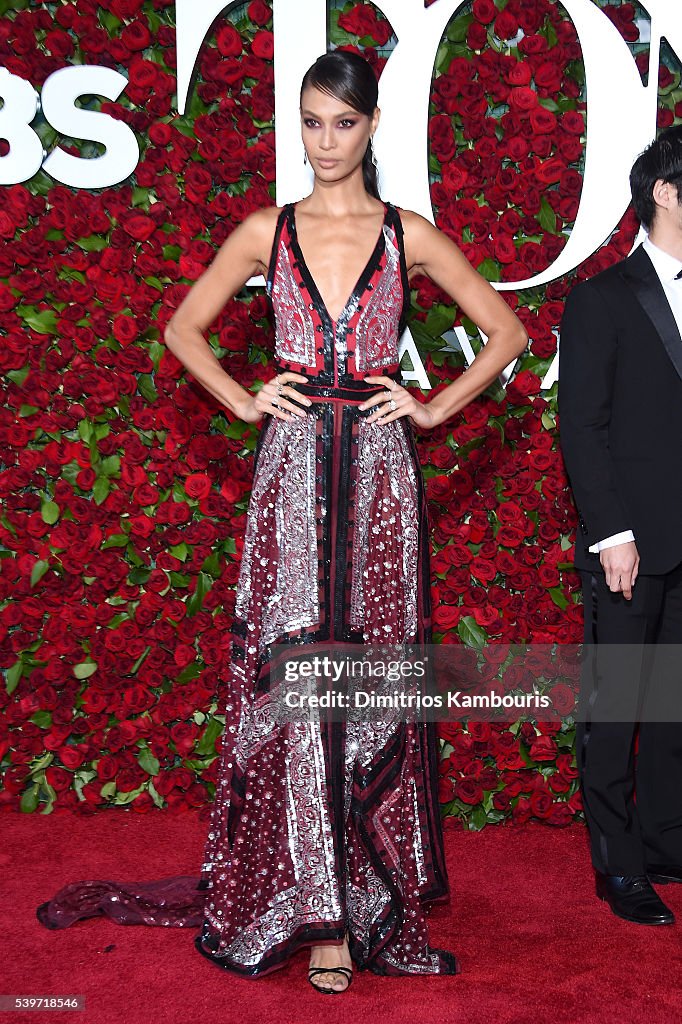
[676,269,682,280]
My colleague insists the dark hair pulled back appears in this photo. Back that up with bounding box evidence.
[300,50,380,199]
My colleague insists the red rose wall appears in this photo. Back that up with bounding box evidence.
[0,0,680,829]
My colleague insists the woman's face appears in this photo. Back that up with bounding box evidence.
[300,85,379,184]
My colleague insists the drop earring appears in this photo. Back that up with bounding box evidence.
[303,151,308,166]
[370,137,378,170]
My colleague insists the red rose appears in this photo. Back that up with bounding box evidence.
[509,87,538,113]
[505,61,531,86]
[185,473,212,499]
[251,30,273,60]
[122,214,156,242]
[248,0,271,26]
[455,779,484,805]
[561,111,585,135]
[433,604,460,630]
[546,803,573,826]
[427,475,456,505]
[472,0,496,25]
[529,108,557,135]
[549,684,576,716]
[216,24,242,57]
[494,11,519,40]
[46,766,72,791]
[528,735,557,762]
[534,61,563,93]
[121,20,151,51]
[429,115,456,163]
[529,789,553,818]
[536,158,565,185]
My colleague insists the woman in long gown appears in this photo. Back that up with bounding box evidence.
[36,51,527,992]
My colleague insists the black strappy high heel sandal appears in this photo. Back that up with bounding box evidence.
[307,965,353,995]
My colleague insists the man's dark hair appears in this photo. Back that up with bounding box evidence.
[630,125,682,230]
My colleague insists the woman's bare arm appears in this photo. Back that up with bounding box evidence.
[361,210,528,428]
[164,207,289,420]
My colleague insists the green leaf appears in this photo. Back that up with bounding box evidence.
[169,542,188,562]
[20,404,39,416]
[30,710,52,728]
[137,745,160,776]
[467,805,488,831]
[38,779,58,814]
[73,661,98,680]
[147,779,165,809]
[113,785,146,805]
[78,419,94,442]
[100,780,117,798]
[93,476,111,505]
[195,716,223,757]
[131,185,149,208]
[100,455,121,477]
[17,307,58,334]
[102,534,128,549]
[538,196,557,234]
[99,9,121,32]
[20,785,40,813]
[6,366,29,386]
[76,235,108,252]
[31,560,49,587]
[425,305,455,338]
[41,500,59,525]
[187,571,211,616]
[6,660,23,695]
[131,645,151,674]
[447,12,473,43]
[476,258,501,282]
[137,374,158,402]
[226,420,248,439]
[457,615,488,651]
[177,663,201,683]
[549,587,569,610]
[129,567,151,585]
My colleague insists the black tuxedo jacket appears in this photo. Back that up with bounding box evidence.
[559,243,682,576]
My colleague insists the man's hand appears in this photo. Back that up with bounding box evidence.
[600,541,640,600]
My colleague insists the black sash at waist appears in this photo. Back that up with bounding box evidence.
[273,366,402,406]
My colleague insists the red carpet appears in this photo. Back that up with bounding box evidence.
[4,812,682,1024]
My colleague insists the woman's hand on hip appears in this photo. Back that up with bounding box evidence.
[236,371,311,423]
[359,375,440,429]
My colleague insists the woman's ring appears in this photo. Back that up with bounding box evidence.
[277,383,284,396]
[272,398,279,409]
[389,398,397,411]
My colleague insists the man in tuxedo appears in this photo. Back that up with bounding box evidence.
[559,125,682,925]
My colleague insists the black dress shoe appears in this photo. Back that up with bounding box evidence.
[595,873,675,925]
[647,865,682,884]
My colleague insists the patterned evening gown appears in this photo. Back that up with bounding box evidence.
[36,201,458,978]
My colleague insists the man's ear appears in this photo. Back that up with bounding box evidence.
[652,178,676,210]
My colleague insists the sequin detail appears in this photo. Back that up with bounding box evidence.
[234,414,320,652]
[354,225,404,372]
[271,235,317,365]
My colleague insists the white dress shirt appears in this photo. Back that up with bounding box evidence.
[588,234,682,553]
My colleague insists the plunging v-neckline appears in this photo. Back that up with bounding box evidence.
[290,203,388,326]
